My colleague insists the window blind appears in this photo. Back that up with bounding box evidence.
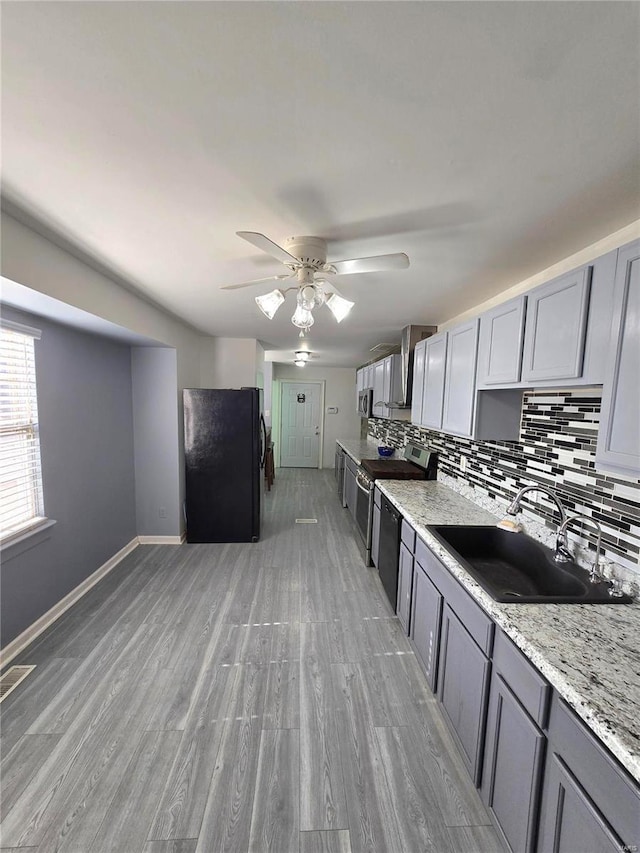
[0,320,45,542]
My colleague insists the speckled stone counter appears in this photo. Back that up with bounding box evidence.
[336,437,381,465]
[377,478,640,784]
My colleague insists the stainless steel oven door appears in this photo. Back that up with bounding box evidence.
[355,469,374,565]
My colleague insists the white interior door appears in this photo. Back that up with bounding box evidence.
[280,381,322,468]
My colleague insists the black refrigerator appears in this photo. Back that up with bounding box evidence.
[183,388,266,543]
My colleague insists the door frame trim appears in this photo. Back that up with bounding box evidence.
[279,380,325,469]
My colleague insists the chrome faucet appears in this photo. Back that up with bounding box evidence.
[505,485,569,555]
[556,514,604,581]
[506,484,568,528]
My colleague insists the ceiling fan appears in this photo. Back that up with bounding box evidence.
[221,231,410,334]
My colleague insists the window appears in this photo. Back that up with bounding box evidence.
[0,319,46,543]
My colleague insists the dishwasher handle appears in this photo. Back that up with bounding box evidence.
[384,502,400,522]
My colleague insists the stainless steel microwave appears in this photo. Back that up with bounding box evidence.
[357,388,373,418]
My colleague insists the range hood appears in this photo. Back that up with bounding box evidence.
[390,324,437,408]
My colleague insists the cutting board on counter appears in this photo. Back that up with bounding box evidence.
[360,458,427,480]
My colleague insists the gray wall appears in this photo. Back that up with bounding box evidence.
[131,347,181,536]
[1,307,137,646]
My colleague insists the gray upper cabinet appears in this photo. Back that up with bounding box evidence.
[421,332,448,429]
[372,358,386,418]
[477,296,526,387]
[442,318,479,436]
[410,337,427,425]
[521,268,591,382]
[596,239,640,476]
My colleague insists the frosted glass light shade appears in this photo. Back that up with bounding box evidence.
[255,288,285,319]
[294,359,306,367]
[294,350,310,362]
[326,292,355,322]
[291,305,314,329]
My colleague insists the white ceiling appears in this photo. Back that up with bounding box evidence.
[2,1,639,367]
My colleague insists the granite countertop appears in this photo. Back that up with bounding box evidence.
[336,437,381,464]
[377,479,640,784]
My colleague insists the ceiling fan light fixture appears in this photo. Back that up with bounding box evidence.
[326,292,355,323]
[255,288,285,319]
[294,359,307,367]
[291,304,315,330]
[294,350,310,362]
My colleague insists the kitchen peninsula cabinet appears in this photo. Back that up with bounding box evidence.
[596,238,640,476]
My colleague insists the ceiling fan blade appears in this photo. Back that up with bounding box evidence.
[220,274,293,291]
[236,231,300,266]
[329,252,410,276]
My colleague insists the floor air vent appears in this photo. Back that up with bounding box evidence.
[0,665,36,703]
[295,518,318,524]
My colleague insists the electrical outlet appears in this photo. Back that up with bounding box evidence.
[459,456,467,473]
[159,507,167,519]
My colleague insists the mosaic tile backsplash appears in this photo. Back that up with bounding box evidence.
[368,388,640,577]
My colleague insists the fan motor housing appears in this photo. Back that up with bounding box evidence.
[283,236,328,268]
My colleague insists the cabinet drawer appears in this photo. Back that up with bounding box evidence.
[401,519,415,551]
[493,630,550,728]
[415,537,494,656]
[547,694,640,844]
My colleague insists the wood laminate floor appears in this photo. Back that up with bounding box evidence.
[0,469,505,853]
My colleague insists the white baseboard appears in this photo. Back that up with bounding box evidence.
[137,534,185,545]
[0,537,139,668]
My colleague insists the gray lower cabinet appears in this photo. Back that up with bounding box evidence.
[437,603,491,785]
[409,559,442,691]
[396,542,413,633]
[537,694,640,853]
[396,525,640,851]
[538,754,623,853]
[482,674,546,853]
[596,238,640,476]
[481,630,550,853]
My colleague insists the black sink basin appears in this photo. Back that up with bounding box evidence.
[428,526,632,604]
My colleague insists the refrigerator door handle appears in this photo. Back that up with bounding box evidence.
[260,414,267,468]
